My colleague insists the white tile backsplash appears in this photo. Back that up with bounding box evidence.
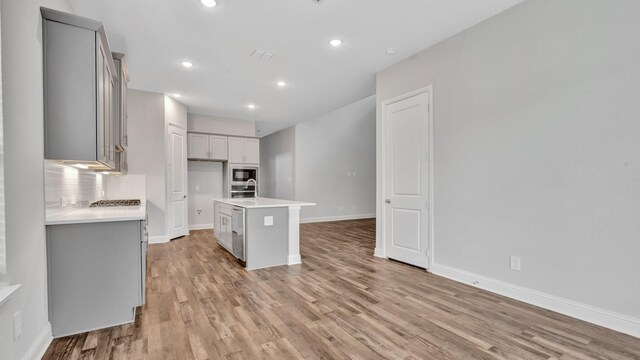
[44,160,106,215]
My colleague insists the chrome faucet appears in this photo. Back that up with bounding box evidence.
[244,178,258,198]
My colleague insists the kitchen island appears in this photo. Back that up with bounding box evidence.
[213,198,315,270]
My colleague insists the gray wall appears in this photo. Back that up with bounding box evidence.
[376,0,640,319]
[127,89,166,239]
[259,126,295,201]
[0,0,74,359]
[260,95,376,222]
[296,95,376,221]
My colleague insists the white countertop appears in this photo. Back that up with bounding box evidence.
[45,203,146,225]
[213,197,316,209]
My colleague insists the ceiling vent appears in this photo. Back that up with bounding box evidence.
[250,49,274,61]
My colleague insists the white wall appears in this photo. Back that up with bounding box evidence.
[127,89,167,240]
[0,0,74,359]
[188,113,255,137]
[187,161,223,230]
[295,96,376,222]
[376,0,640,332]
[259,126,295,201]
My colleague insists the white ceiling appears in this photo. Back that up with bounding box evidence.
[69,0,524,136]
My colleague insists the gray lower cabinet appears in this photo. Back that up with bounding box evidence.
[46,220,147,337]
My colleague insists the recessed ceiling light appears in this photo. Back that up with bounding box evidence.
[181,61,193,68]
[277,81,287,87]
[247,104,256,109]
[385,48,397,55]
[200,0,217,7]
[329,39,343,47]
[172,93,182,98]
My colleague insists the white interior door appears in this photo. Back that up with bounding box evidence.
[383,90,430,268]
[168,125,188,239]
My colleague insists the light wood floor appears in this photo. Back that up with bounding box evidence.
[44,219,640,359]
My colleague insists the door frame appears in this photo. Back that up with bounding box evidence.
[166,122,188,239]
[380,85,434,270]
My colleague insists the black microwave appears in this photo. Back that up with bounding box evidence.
[232,168,257,183]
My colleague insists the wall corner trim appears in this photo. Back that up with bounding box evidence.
[189,224,213,231]
[287,254,302,265]
[21,323,53,360]
[148,235,170,244]
[430,263,640,339]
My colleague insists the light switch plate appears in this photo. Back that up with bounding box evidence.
[264,216,274,226]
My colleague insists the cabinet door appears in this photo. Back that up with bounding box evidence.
[209,135,228,161]
[188,133,209,159]
[244,138,260,164]
[120,64,128,147]
[96,37,109,167]
[228,137,245,163]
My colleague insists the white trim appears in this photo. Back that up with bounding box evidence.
[431,263,640,339]
[380,85,435,269]
[287,206,301,265]
[21,323,53,360]
[299,214,375,224]
[148,235,170,244]
[189,223,213,231]
[0,283,20,306]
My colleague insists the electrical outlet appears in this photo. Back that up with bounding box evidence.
[13,311,22,340]
[70,194,77,205]
[339,206,344,211]
[510,256,522,271]
[352,206,356,211]
[196,209,203,216]
[264,216,274,226]
[195,185,200,192]
[60,196,67,206]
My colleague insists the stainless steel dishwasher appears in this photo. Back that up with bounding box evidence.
[231,207,245,262]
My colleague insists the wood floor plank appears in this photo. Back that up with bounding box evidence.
[43,219,640,359]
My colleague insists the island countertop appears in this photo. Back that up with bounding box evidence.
[213,197,315,209]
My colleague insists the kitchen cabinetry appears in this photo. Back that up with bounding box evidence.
[112,53,129,174]
[46,219,147,337]
[188,133,228,161]
[228,137,260,164]
[214,202,233,251]
[42,8,118,170]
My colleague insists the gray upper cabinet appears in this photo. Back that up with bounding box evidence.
[228,137,260,164]
[42,7,117,170]
[187,133,228,161]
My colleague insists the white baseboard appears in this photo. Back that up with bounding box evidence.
[21,323,53,360]
[300,214,375,224]
[288,254,302,265]
[430,263,640,338]
[374,247,386,258]
[189,224,213,231]
[148,235,169,244]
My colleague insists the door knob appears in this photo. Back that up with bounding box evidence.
[385,199,391,204]
[183,195,187,199]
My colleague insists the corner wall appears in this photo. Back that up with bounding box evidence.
[376,0,640,335]
[127,89,167,242]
